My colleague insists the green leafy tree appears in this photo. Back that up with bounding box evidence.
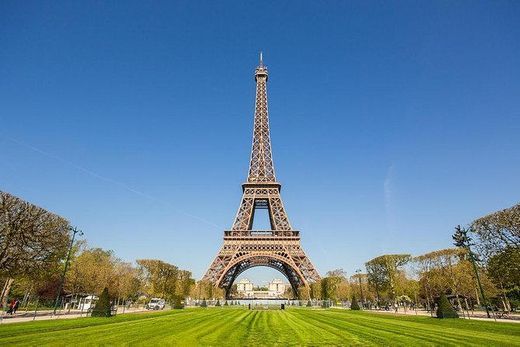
[366,254,411,305]
[91,287,112,317]
[487,246,520,311]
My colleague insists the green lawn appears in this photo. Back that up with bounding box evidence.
[1,308,519,346]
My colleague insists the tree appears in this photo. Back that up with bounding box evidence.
[453,226,492,318]
[487,246,520,311]
[366,254,411,305]
[114,261,141,301]
[471,203,520,257]
[413,248,473,311]
[321,269,348,302]
[0,191,71,306]
[66,247,118,296]
[436,293,458,319]
[91,287,112,317]
[350,294,360,310]
[309,281,321,300]
[193,280,224,300]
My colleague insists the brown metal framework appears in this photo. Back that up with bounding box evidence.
[202,55,320,297]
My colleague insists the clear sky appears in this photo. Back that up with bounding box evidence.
[1,1,519,284]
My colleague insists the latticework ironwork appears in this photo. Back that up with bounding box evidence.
[202,55,320,297]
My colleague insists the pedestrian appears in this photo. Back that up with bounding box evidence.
[6,299,15,315]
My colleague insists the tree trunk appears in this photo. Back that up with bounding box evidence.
[455,294,464,318]
[0,278,14,308]
[464,297,471,319]
[499,282,511,312]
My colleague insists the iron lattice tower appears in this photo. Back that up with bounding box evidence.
[202,55,320,297]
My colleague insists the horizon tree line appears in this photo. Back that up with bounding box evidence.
[1,190,518,311]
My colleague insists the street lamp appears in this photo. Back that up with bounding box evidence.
[53,226,83,315]
[355,269,365,308]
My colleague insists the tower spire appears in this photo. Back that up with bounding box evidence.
[249,53,274,182]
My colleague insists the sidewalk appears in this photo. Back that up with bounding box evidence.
[0,306,148,325]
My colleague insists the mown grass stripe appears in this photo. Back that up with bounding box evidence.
[0,308,518,346]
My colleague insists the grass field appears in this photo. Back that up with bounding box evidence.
[1,308,519,346]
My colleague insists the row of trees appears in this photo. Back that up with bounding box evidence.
[6,242,197,307]
[1,191,195,308]
[2,189,517,312]
[311,203,519,312]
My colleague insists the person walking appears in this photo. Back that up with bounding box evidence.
[6,299,15,315]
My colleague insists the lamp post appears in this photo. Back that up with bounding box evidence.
[453,225,490,319]
[53,226,83,315]
[356,269,365,308]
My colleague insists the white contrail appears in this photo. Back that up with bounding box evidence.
[3,135,222,229]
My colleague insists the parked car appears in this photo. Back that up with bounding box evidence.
[146,298,166,310]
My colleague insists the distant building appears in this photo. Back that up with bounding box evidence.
[268,279,286,297]
[237,278,254,297]
[236,278,288,298]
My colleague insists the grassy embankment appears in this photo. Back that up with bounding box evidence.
[0,307,519,346]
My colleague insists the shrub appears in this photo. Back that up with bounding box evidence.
[350,295,360,310]
[436,293,459,318]
[215,299,221,307]
[201,299,207,308]
[307,300,312,307]
[224,300,229,306]
[91,287,112,317]
[173,296,184,309]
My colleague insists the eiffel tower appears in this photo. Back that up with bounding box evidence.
[202,54,320,297]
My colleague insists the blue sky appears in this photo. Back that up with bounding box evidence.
[1,1,519,285]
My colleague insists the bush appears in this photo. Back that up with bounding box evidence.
[436,293,459,318]
[173,296,184,309]
[215,299,221,307]
[307,300,312,307]
[351,295,360,310]
[224,300,228,306]
[91,287,112,317]
[201,299,207,308]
